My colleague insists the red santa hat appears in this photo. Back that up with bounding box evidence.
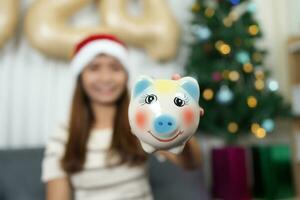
[70,34,130,77]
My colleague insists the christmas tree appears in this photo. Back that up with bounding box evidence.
[185,0,290,138]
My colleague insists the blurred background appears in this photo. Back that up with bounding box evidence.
[0,0,300,199]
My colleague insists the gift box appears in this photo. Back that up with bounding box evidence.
[211,146,251,200]
[252,145,295,199]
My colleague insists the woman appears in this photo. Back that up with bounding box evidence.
[42,34,204,200]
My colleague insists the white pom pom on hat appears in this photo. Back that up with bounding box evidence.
[70,34,130,77]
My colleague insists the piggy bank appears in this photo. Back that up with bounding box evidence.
[128,76,200,154]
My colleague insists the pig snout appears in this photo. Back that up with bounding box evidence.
[153,114,178,136]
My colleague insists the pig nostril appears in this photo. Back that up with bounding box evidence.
[159,122,163,126]
[168,122,172,126]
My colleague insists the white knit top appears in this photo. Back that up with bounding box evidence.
[41,126,154,200]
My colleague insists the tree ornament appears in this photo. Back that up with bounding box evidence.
[216,85,233,104]
[230,0,240,6]
[261,119,275,132]
[192,25,211,41]
[236,51,250,64]
[247,2,257,13]
[212,72,223,82]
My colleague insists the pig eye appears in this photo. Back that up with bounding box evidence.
[174,97,185,107]
[145,94,157,104]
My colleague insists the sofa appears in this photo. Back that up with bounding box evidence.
[0,148,210,200]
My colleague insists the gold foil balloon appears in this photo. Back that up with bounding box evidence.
[0,0,18,48]
[25,0,180,61]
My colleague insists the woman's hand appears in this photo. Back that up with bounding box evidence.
[156,73,203,170]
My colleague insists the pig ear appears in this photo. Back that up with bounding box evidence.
[133,76,153,97]
[179,77,200,101]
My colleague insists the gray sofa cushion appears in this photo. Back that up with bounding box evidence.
[0,148,209,200]
[0,148,45,200]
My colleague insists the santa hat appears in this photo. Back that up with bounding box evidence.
[70,34,130,77]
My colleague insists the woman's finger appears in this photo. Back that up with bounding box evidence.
[171,73,181,80]
[200,107,204,117]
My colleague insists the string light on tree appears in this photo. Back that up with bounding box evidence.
[251,123,266,138]
[228,122,239,133]
[243,63,254,73]
[215,40,231,55]
[229,70,240,82]
[255,127,266,138]
[247,96,257,108]
[205,7,215,17]
[248,24,259,36]
[251,123,260,134]
[255,69,265,80]
[215,40,223,49]
[203,88,214,101]
[254,79,265,90]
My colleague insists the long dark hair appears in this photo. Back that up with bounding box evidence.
[61,76,147,174]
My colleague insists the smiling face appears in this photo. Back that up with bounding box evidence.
[81,54,128,105]
[128,76,200,152]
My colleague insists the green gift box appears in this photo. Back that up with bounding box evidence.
[252,145,295,199]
